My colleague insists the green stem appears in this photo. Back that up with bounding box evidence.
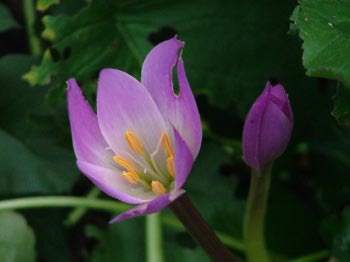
[23,0,42,56]
[0,196,243,252]
[65,187,101,225]
[146,212,164,262]
[0,196,130,213]
[243,164,272,262]
[0,196,329,262]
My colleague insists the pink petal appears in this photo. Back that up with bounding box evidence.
[67,79,113,167]
[173,127,194,190]
[109,189,185,223]
[242,98,266,171]
[77,160,153,204]
[268,82,293,123]
[259,102,292,165]
[141,37,202,158]
[268,82,285,100]
[97,69,167,156]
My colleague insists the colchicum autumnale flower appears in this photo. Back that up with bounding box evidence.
[242,82,293,173]
[67,38,202,222]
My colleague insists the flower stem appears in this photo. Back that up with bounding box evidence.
[243,164,272,262]
[65,187,101,225]
[170,193,241,262]
[146,212,164,262]
[23,0,42,56]
[162,214,244,253]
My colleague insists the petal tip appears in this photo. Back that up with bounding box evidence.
[98,68,133,85]
[159,36,184,52]
[272,83,284,89]
[66,79,83,99]
[171,35,185,47]
[99,68,116,78]
[66,78,79,91]
[264,81,273,91]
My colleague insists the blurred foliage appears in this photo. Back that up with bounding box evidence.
[0,212,35,262]
[23,209,71,262]
[85,220,145,261]
[0,54,78,194]
[36,0,60,12]
[0,0,349,261]
[332,83,350,126]
[321,207,350,261]
[0,3,19,33]
[25,0,304,115]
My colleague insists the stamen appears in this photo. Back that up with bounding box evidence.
[125,130,144,155]
[161,133,174,156]
[113,156,137,172]
[151,181,167,195]
[122,171,139,184]
[167,155,175,177]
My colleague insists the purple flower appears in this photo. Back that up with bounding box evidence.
[242,82,293,173]
[67,37,202,223]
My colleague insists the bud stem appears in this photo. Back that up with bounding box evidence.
[146,212,164,262]
[243,163,272,262]
[170,193,241,262]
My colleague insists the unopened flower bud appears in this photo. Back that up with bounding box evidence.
[242,82,293,172]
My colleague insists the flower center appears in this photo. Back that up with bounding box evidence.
[113,130,175,195]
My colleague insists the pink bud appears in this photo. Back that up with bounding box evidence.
[242,82,293,172]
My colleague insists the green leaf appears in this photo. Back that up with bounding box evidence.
[36,0,60,11]
[86,220,145,262]
[25,0,142,88]
[0,212,36,262]
[26,0,306,114]
[307,94,350,211]
[266,183,324,258]
[0,54,78,194]
[0,3,19,33]
[24,210,70,262]
[321,207,350,262]
[289,6,300,35]
[23,50,56,86]
[0,126,77,194]
[332,83,350,126]
[290,0,350,86]
[163,227,209,262]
